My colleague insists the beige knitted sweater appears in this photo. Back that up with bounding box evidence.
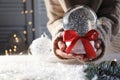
[44,0,120,59]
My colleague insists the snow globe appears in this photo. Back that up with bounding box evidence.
[62,5,99,60]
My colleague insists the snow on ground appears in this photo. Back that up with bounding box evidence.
[0,33,120,80]
[0,55,87,80]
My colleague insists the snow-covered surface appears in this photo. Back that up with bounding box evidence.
[0,55,87,80]
[0,33,120,80]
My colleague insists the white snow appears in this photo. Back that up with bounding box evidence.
[0,55,87,80]
[0,33,120,80]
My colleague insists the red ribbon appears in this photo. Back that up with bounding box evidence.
[63,29,99,59]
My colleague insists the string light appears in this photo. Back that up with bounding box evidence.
[9,49,12,54]
[14,45,17,49]
[15,37,19,43]
[9,49,12,52]
[32,28,35,32]
[28,21,32,25]
[25,10,28,14]
[4,0,29,55]
[29,10,33,13]
[22,0,26,3]
[23,30,27,34]
[13,34,17,38]
[5,50,9,55]
[13,48,17,52]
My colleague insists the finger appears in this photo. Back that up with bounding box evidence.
[58,41,66,51]
[56,49,75,59]
[83,58,89,62]
[95,39,102,49]
[74,55,85,62]
[96,47,103,57]
[76,55,84,60]
[76,57,86,63]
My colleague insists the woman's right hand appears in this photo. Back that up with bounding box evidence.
[53,32,84,60]
[55,40,76,59]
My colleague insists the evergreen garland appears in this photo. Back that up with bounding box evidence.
[84,61,120,80]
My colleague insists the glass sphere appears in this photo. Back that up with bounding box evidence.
[63,5,97,36]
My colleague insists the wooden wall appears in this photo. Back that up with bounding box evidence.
[0,0,25,54]
[0,0,50,54]
[34,0,50,38]
[0,0,34,54]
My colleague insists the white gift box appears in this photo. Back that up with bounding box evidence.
[66,40,96,54]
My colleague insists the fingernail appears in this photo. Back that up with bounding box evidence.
[97,43,100,48]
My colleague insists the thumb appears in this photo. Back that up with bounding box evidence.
[58,40,66,51]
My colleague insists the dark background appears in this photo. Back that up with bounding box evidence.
[0,0,50,54]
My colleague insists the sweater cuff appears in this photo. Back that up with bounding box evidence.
[52,31,69,59]
[93,17,113,61]
[97,17,113,41]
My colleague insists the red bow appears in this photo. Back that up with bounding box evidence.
[63,29,99,59]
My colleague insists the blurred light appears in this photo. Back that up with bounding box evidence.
[9,49,12,53]
[28,21,32,25]
[29,10,33,13]
[23,30,27,34]
[32,28,35,32]
[5,50,9,55]
[13,48,17,52]
[15,37,19,43]
[13,34,17,38]
[21,11,24,14]
[25,10,28,14]
[14,45,17,49]
[22,0,26,3]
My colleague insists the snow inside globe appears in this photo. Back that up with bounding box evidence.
[63,5,97,36]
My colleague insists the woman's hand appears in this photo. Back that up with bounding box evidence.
[53,32,105,61]
[53,32,84,60]
[94,38,105,60]
[56,39,87,61]
[56,40,75,59]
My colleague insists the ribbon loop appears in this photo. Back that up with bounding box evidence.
[85,29,99,40]
[63,30,79,41]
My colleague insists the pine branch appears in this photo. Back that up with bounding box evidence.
[84,61,120,80]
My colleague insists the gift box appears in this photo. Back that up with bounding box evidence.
[65,40,96,54]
